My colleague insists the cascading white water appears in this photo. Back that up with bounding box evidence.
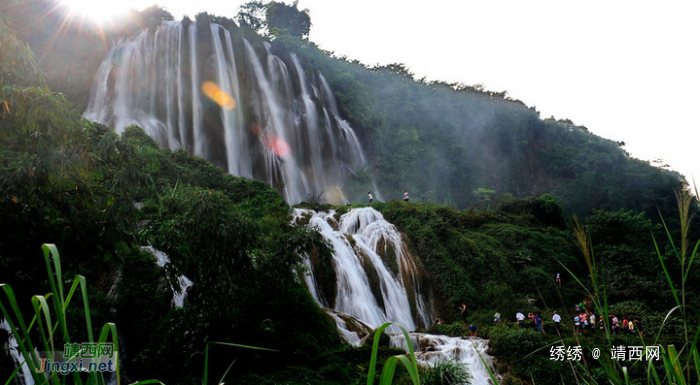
[211,24,249,178]
[141,246,193,308]
[296,207,431,331]
[1,318,35,385]
[390,333,498,385]
[84,20,376,204]
[296,207,498,383]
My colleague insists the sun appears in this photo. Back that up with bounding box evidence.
[58,0,133,22]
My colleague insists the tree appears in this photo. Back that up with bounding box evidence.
[0,14,41,86]
[266,1,311,39]
[237,0,268,32]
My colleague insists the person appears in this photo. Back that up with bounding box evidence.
[516,311,525,326]
[589,313,596,334]
[368,192,373,204]
[535,312,543,333]
[403,190,409,202]
[628,317,635,334]
[574,314,581,335]
[527,296,537,307]
[612,315,619,335]
[459,303,468,324]
[552,311,562,334]
[555,272,561,287]
[528,312,536,328]
[580,312,588,332]
[469,324,478,337]
[493,311,501,323]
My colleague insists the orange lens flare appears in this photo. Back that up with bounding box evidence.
[262,133,291,158]
[202,81,236,110]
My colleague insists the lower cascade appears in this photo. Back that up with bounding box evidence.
[391,334,498,385]
[1,319,35,385]
[296,207,498,383]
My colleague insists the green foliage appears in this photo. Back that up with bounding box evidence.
[237,1,268,32]
[0,14,41,86]
[376,200,577,316]
[420,359,472,385]
[0,244,161,385]
[266,1,311,39]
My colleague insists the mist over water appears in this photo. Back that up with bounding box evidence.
[84,20,374,203]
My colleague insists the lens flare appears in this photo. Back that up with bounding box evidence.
[202,81,236,110]
[262,132,291,158]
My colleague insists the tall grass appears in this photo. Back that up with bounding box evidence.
[366,323,420,385]
[565,190,700,384]
[1,244,161,385]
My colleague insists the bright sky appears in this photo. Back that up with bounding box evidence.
[63,0,700,185]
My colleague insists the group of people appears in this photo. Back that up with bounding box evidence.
[572,302,642,335]
[441,297,642,338]
[515,311,544,332]
[367,190,409,205]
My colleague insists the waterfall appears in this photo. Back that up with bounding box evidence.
[84,20,376,204]
[295,207,432,331]
[296,207,498,383]
[390,333,499,385]
[141,246,193,308]
[1,318,35,385]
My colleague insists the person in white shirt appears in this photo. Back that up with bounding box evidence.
[403,190,409,202]
[368,192,373,204]
[516,311,525,326]
[552,311,562,334]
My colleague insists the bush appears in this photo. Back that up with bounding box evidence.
[420,359,472,385]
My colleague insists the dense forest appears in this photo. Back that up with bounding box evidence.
[1,1,699,384]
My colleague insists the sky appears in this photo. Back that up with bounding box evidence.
[63,0,700,185]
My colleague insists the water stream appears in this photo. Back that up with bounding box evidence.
[141,246,193,308]
[1,318,35,385]
[296,207,498,383]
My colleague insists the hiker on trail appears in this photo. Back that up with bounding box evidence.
[368,192,373,204]
[552,311,562,334]
[574,314,581,335]
[589,313,596,334]
[555,272,561,287]
[528,312,536,327]
[611,315,619,334]
[493,311,501,323]
[469,324,478,337]
[403,190,409,202]
[535,312,543,333]
[516,311,525,326]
